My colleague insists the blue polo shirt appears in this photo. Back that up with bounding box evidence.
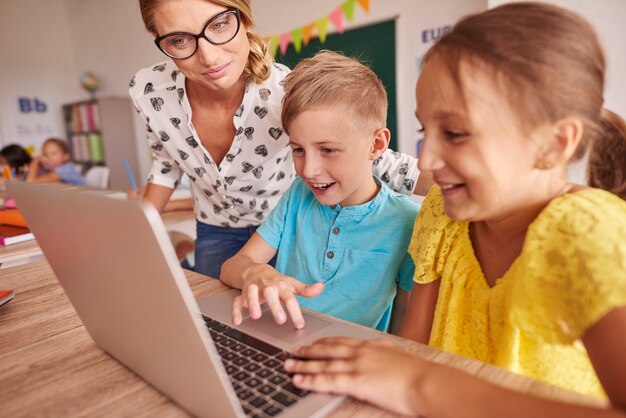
[257,177,420,330]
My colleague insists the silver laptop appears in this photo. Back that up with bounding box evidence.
[8,181,388,418]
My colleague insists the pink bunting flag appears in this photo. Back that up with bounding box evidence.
[329,8,344,34]
[279,32,292,55]
[328,8,344,34]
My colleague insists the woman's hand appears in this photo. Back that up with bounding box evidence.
[232,264,324,329]
[286,337,427,416]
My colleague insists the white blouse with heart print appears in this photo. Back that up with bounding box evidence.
[129,61,420,228]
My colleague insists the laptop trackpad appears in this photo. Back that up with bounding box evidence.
[239,308,333,344]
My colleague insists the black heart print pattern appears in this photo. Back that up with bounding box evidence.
[203,189,213,197]
[259,88,271,101]
[229,216,240,224]
[236,126,244,136]
[269,127,283,140]
[204,154,212,164]
[178,149,189,160]
[244,127,254,140]
[188,175,196,182]
[151,97,164,111]
[225,176,236,185]
[200,211,208,219]
[177,88,184,101]
[144,82,154,94]
[373,156,382,166]
[276,171,285,181]
[252,167,263,179]
[240,185,252,192]
[129,76,136,88]
[159,131,170,142]
[255,212,264,221]
[194,167,206,178]
[235,105,244,117]
[170,117,181,129]
[249,199,256,209]
[256,189,266,195]
[403,178,415,192]
[171,70,178,82]
[186,136,198,148]
[261,200,269,210]
[153,64,166,72]
[254,145,268,157]
[232,197,244,205]
[151,142,163,151]
[268,172,276,181]
[166,86,176,91]
[381,171,390,183]
[213,204,222,214]
[254,106,268,119]
[242,162,253,173]
[399,163,409,176]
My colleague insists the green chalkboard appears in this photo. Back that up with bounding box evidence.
[276,19,397,150]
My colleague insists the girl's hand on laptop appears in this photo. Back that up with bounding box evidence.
[233,264,324,330]
[285,337,429,416]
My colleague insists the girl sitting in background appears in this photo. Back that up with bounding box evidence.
[27,138,85,186]
[284,3,626,417]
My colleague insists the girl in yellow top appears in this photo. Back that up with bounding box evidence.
[282,3,626,417]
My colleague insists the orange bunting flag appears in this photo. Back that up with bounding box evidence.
[328,8,344,34]
[316,17,330,43]
[302,22,315,46]
[341,0,356,21]
[356,0,370,13]
[291,28,303,53]
[279,32,292,55]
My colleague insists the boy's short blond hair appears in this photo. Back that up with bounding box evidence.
[281,50,388,136]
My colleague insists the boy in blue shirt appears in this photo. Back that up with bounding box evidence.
[221,51,420,331]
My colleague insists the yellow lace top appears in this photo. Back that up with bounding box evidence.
[408,186,626,398]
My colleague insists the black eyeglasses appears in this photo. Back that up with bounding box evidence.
[155,8,241,60]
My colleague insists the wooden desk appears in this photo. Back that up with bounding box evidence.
[0,239,43,269]
[0,261,605,417]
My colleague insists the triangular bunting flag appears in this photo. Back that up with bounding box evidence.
[302,22,315,46]
[279,32,292,55]
[341,0,356,21]
[356,0,370,14]
[268,35,279,57]
[316,17,329,43]
[329,8,344,34]
[291,28,303,53]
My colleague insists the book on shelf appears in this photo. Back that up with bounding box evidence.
[0,224,34,246]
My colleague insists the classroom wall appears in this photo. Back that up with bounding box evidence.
[253,0,487,156]
[0,0,83,152]
[1,0,624,184]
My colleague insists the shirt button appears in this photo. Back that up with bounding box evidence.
[326,251,334,259]
[332,227,340,235]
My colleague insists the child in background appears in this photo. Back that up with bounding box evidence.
[221,51,420,332]
[588,108,626,200]
[0,144,32,179]
[284,4,626,416]
[27,138,85,186]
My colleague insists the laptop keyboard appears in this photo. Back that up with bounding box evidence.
[203,315,310,417]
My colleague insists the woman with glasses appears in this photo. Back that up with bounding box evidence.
[131,0,430,278]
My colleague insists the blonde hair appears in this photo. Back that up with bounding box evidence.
[426,2,606,162]
[588,109,626,200]
[138,0,273,84]
[281,50,388,135]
